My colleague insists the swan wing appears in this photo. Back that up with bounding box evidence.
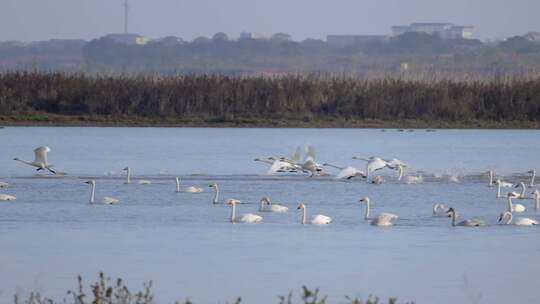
[512,204,526,213]
[186,187,203,193]
[291,146,301,163]
[460,218,484,227]
[268,160,288,174]
[138,180,152,185]
[103,197,120,205]
[367,158,389,173]
[500,181,514,188]
[432,203,448,216]
[311,214,332,225]
[270,204,288,213]
[305,145,316,161]
[238,213,263,223]
[34,146,50,164]
[336,166,365,179]
[378,213,399,222]
[385,158,407,169]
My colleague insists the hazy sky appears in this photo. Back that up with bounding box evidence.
[0,0,538,41]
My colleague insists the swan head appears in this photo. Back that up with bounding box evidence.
[446,207,456,217]
[122,167,130,171]
[261,196,271,204]
[13,157,19,161]
[359,197,370,203]
[208,183,217,188]
[226,199,240,205]
[528,170,536,174]
[297,203,305,210]
[507,192,519,198]
[85,180,95,185]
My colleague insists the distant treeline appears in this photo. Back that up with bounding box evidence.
[1,72,540,127]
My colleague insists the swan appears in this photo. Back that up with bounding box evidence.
[384,158,407,169]
[0,194,16,201]
[532,190,540,211]
[227,199,262,223]
[322,163,366,180]
[123,167,152,185]
[506,192,526,213]
[446,208,484,227]
[175,177,203,193]
[352,156,390,179]
[259,196,288,213]
[397,165,423,184]
[208,183,224,204]
[0,181,9,188]
[496,179,515,198]
[85,180,119,205]
[488,170,494,187]
[514,182,529,199]
[359,197,398,226]
[498,211,538,226]
[529,169,536,187]
[371,175,384,184]
[297,203,331,225]
[432,203,450,217]
[14,146,56,174]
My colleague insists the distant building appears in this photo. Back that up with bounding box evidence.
[103,33,148,45]
[326,35,388,47]
[391,23,474,39]
[239,32,267,40]
[523,32,540,43]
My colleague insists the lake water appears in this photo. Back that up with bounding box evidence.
[0,127,539,304]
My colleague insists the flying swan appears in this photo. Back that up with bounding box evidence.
[14,146,56,174]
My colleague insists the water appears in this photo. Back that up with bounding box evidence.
[0,127,539,304]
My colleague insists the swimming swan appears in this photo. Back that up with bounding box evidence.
[14,146,56,174]
[514,182,529,199]
[297,203,331,225]
[432,203,450,217]
[85,180,119,205]
[507,192,526,213]
[0,194,16,201]
[227,199,262,223]
[529,169,536,187]
[446,208,484,227]
[532,190,540,211]
[498,211,538,226]
[259,196,288,213]
[496,179,515,198]
[123,167,152,185]
[175,177,203,193]
[359,197,398,226]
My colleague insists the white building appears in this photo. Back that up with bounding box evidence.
[391,23,474,40]
[103,33,148,45]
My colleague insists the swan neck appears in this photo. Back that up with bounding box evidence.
[260,199,264,211]
[497,183,501,198]
[397,165,404,181]
[535,193,539,210]
[520,183,526,197]
[325,163,343,170]
[451,211,456,226]
[126,168,131,184]
[531,171,536,187]
[89,183,95,203]
[213,185,219,204]
[364,200,370,220]
[488,171,493,186]
[302,207,306,224]
[507,196,513,212]
[230,203,236,223]
[504,212,513,224]
[175,177,180,192]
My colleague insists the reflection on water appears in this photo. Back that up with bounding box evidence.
[0,127,539,303]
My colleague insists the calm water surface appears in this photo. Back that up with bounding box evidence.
[0,127,539,304]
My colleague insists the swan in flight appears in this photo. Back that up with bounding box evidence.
[175,177,203,193]
[297,203,331,225]
[498,211,538,226]
[352,156,390,179]
[506,192,526,213]
[255,158,298,174]
[446,208,484,227]
[280,145,323,176]
[85,180,119,205]
[384,158,407,169]
[259,196,288,213]
[322,163,366,180]
[227,199,262,223]
[14,146,56,174]
[432,203,450,217]
[359,197,398,226]
[0,181,9,188]
[0,194,16,201]
[529,169,536,187]
[123,167,152,185]
[496,179,515,198]
[532,190,540,211]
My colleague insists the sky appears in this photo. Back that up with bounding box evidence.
[0,0,538,42]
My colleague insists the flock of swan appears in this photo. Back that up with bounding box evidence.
[1,146,539,227]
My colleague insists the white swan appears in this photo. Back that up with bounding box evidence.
[529,169,536,187]
[14,146,56,174]
[507,192,526,213]
[498,211,538,226]
[397,165,423,184]
[297,203,331,225]
[208,183,224,204]
[352,156,390,179]
[514,182,529,199]
[432,203,450,217]
[322,163,366,180]
[487,170,494,187]
[85,180,119,205]
[0,194,16,201]
[259,196,288,213]
[496,179,515,198]
[532,190,540,211]
[359,197,398,226]
[227,199,262,223]
[384,158,407,169]
[371,175,384,184]
[123,167,152,185]
[0,181,9,188]
[446,208,484,227]
[175,177,203,193]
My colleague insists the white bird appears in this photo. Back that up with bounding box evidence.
[446,208,484,227]
[297,203,331,225]
[352,156,390,180]
[359,197,398,226]
[506,192,526,213]
[515,182,529,199]
[85,180,119,205]
[397,165,423,184]
[175,177,203,193]
[322,163,366,180]
[208,183,224,204]
[384,158,407,169]
[0,194,16,201]
[487,170,495,187]
[14,146,56,174]
[0,181,9,188]
[227,199,262,223]
[259,196,288,213]
[123,167,152,185]
[498,211,538,226]
[529,169,536,188]
[371,175,384,185]
[532,189,540,211]
[432,203,450,217]
[496,179,515,198]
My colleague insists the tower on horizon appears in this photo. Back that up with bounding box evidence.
[123,0,130,34]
